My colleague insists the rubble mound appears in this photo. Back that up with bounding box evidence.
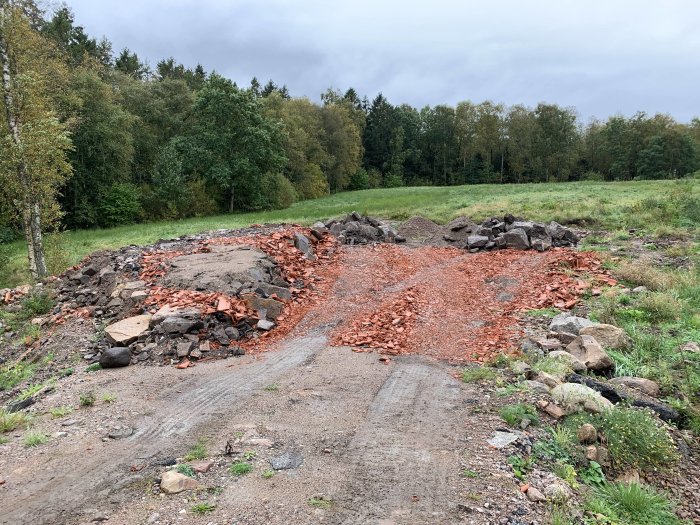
[320,211,406,245]
[47,226,339,369]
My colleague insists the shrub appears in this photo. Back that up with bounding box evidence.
[176,464,195,477]
[584,482,682,525]
[293,163,327,200]
[79,392,96,407]
[263,172,298,209]
[96,183,143,227]
[347,168,370,190]
[499,403,539,427]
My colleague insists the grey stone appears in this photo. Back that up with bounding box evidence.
[487,431,520,449]
[524,380,551,394]
[269,451,303,470]
[257,319,275,331]
[105,315,151,345]
[99,347,131,368]
[293,232,314,259]
[551,383,613,414]
[467,235,490,249]
[160,316,201,335]
[609,376,660,397]
[502,229,530,250]
[548,350,587,372]
[549,313,594,335]
[224,327,240,340]
[566,335,614,372]
[244,295,284,320]
[176,342,192,358]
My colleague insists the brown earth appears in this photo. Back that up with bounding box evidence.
[0,242,620,525]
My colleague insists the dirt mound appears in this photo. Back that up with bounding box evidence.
[162,245,279,294]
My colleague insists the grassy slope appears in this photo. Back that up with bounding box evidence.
[1,179,698,287]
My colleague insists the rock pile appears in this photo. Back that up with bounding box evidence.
[466,215,579,252]
[47,226,338,369]
[320,211,406,245]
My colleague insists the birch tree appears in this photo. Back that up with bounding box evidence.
[0,0,72,279]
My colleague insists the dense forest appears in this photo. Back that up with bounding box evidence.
[2,3,700,238]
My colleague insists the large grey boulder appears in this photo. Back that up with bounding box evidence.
[100,347,131,368]
[549,313,594,335]
[566,335,615,372]
[551,383,613,414]
[502,229,530,250]
[529,223,552,252]
[580,324,631,350]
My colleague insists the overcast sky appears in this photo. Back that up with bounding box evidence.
[61,0,699,122]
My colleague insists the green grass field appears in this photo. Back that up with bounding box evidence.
[1,179,698,287]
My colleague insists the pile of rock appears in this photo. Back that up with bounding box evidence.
[465,215,580,252]
[517,313,679,423]
[320,211,406,245]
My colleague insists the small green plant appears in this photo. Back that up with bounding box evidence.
[79,391,96,407]
[263,383,279,392]
[584,482,682,525]
[50,406,73,418]
[550,504,576,525]
[16,382,44,401]
[60,367,74,377]
[461,469,478,478]
[308,497,333,509]
[579,461,606,486]
[552,462,579,489]
[23,430,48,447]
[243,450,257,460]
[507,454,534,481]
[0,434,9,444]
[532,356,571,377]
[460,367,497,383]
[85,363,101,373]
[262,469,275,479]
[183,440,208,461]
[229,461,252,476]
[20,291,55,318]
[191,502,216,514]
[102,393,117,404]
[499,403,539,427]
[534,426,576,463]
[176,464,196,477]
[0,409,29,432]
[0,362,37,391]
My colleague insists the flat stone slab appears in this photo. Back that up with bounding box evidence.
[269,451,303,470]
[105,315,152,345]
[487,431,519,449]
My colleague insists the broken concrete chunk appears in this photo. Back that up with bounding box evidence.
[293,232,315,259]
[243,295,284,320]
[105,315,152,345]
[269,451,304,470]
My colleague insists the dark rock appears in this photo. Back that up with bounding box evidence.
[224,327,240,341]
[467,235,490,249]
[82,264,99,277]
[293,232,314,259]
[243,295,285,320]
[631,399,680,424]
[160,316,202,335]
[502,229,530,250]
[99,347,132,368]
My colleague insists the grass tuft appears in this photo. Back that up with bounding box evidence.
[229,461,252,476]
[23,430,48,447]
[0,409,30,432]
[460,367,497,383]
[499,403,539,427]
[191,502,216,514]
[183,440,208,461]
[584,482,682,525]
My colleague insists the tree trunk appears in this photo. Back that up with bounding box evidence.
[0,1,48,279]
[229,185,235,213]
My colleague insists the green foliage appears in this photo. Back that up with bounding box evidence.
[579,461,606,486]
[584,482,682,525]
[0,362,36,391]
[461,469,478,478]
[191,502,216,514]
[262,469,275,479]
[228,461,252,476]
[552,462,579,489]
[176,464,195,477]
[533,426,576,462]
[567,407,678,471]
[460,367,497,383]
[263,383,279,392]
[102,393,116,404]
[96,183,142,227]
[50,406,73,418]
[23,429,48,447]
[0,408,30,432]
[500,403,539,427]
[308,497,333,509]
[262,172,297,209]
[183,440,208,461]
[85,363,101,373]
[507,454,535,481]
[347,168,370,190]
[79,391,95,407]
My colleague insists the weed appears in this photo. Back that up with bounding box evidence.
[262,469,275,479]
[308,497,333,509]
[499,403,539,427]
[60,367,74,377]
[533,426,576,462]
[20,291,54,318]
[552,462,578,489]
[566,407,678,471]
[16,382,44,401]
[207,486,224,495]
[0,435,9,444]
[176,464,195,477]
[79,391,96,407]
[584,482,682,525]
[614,260,672,291]
[85,363,101,373]
[461,367,497,383]
[263,384,279,392]
[0,409,29,432]
[191,502,216,514]
[229,461,252,476]
[461,469,478,478]
[532,356,571,378]
[102,393,117,404]
[183,440,208,461]
[50,406,73,418]
[579,461,606,486]
[23,430,48,447]
[550,504,576,525]
[508,454,534,481]
[0,362,36,391]
[638,292,681,323]
[243,450,257,460]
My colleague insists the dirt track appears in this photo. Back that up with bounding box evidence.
[0,244,567,525]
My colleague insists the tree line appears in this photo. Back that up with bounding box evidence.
[1,1,699,276]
